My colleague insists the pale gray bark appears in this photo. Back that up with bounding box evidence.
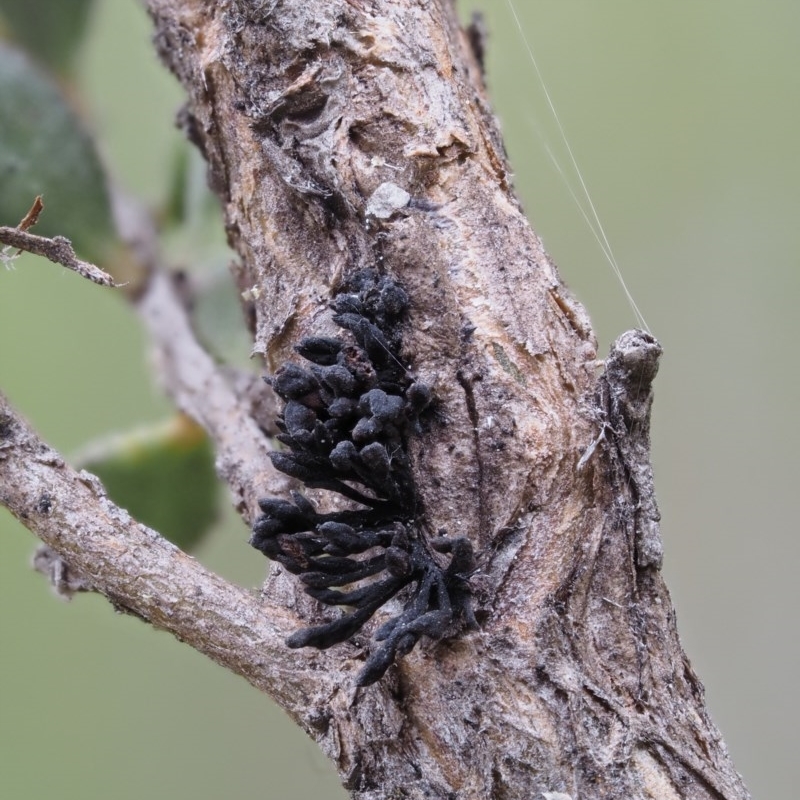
[0,1,752,798]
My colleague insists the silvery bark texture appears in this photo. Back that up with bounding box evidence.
[142,1,750,798]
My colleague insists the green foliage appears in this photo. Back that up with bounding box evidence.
[0,0,94,74]
[0,42,117,264]
[76,415,221,552]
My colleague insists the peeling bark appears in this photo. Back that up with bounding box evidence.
[1,1,751,798]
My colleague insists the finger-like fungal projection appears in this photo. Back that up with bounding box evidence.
[251,271,476,686]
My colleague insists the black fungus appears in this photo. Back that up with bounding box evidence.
[269,363,319,400]
[251,270,475,686]
[294,336,342,365]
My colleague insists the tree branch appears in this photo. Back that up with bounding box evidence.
[0,389,339,719]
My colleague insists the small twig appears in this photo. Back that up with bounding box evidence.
[0,227,116,287]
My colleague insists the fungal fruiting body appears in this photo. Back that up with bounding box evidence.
[251,271,475,686]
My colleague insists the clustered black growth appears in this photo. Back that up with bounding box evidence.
[251,271,476,686]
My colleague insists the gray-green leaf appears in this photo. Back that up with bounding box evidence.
[75,415,221,553]
[0,42,116,266]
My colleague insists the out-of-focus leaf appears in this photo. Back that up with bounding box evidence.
[0,0,95,75]
[161,145,251,368]
[162,142,191,229]
[161,143,226,239]
[193,271,255,369]
[75,415,221,553]
[0,42,117,266]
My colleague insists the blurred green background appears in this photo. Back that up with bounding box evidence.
[1,1,797,797]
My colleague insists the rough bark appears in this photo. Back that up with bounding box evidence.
[0,1,751,799]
